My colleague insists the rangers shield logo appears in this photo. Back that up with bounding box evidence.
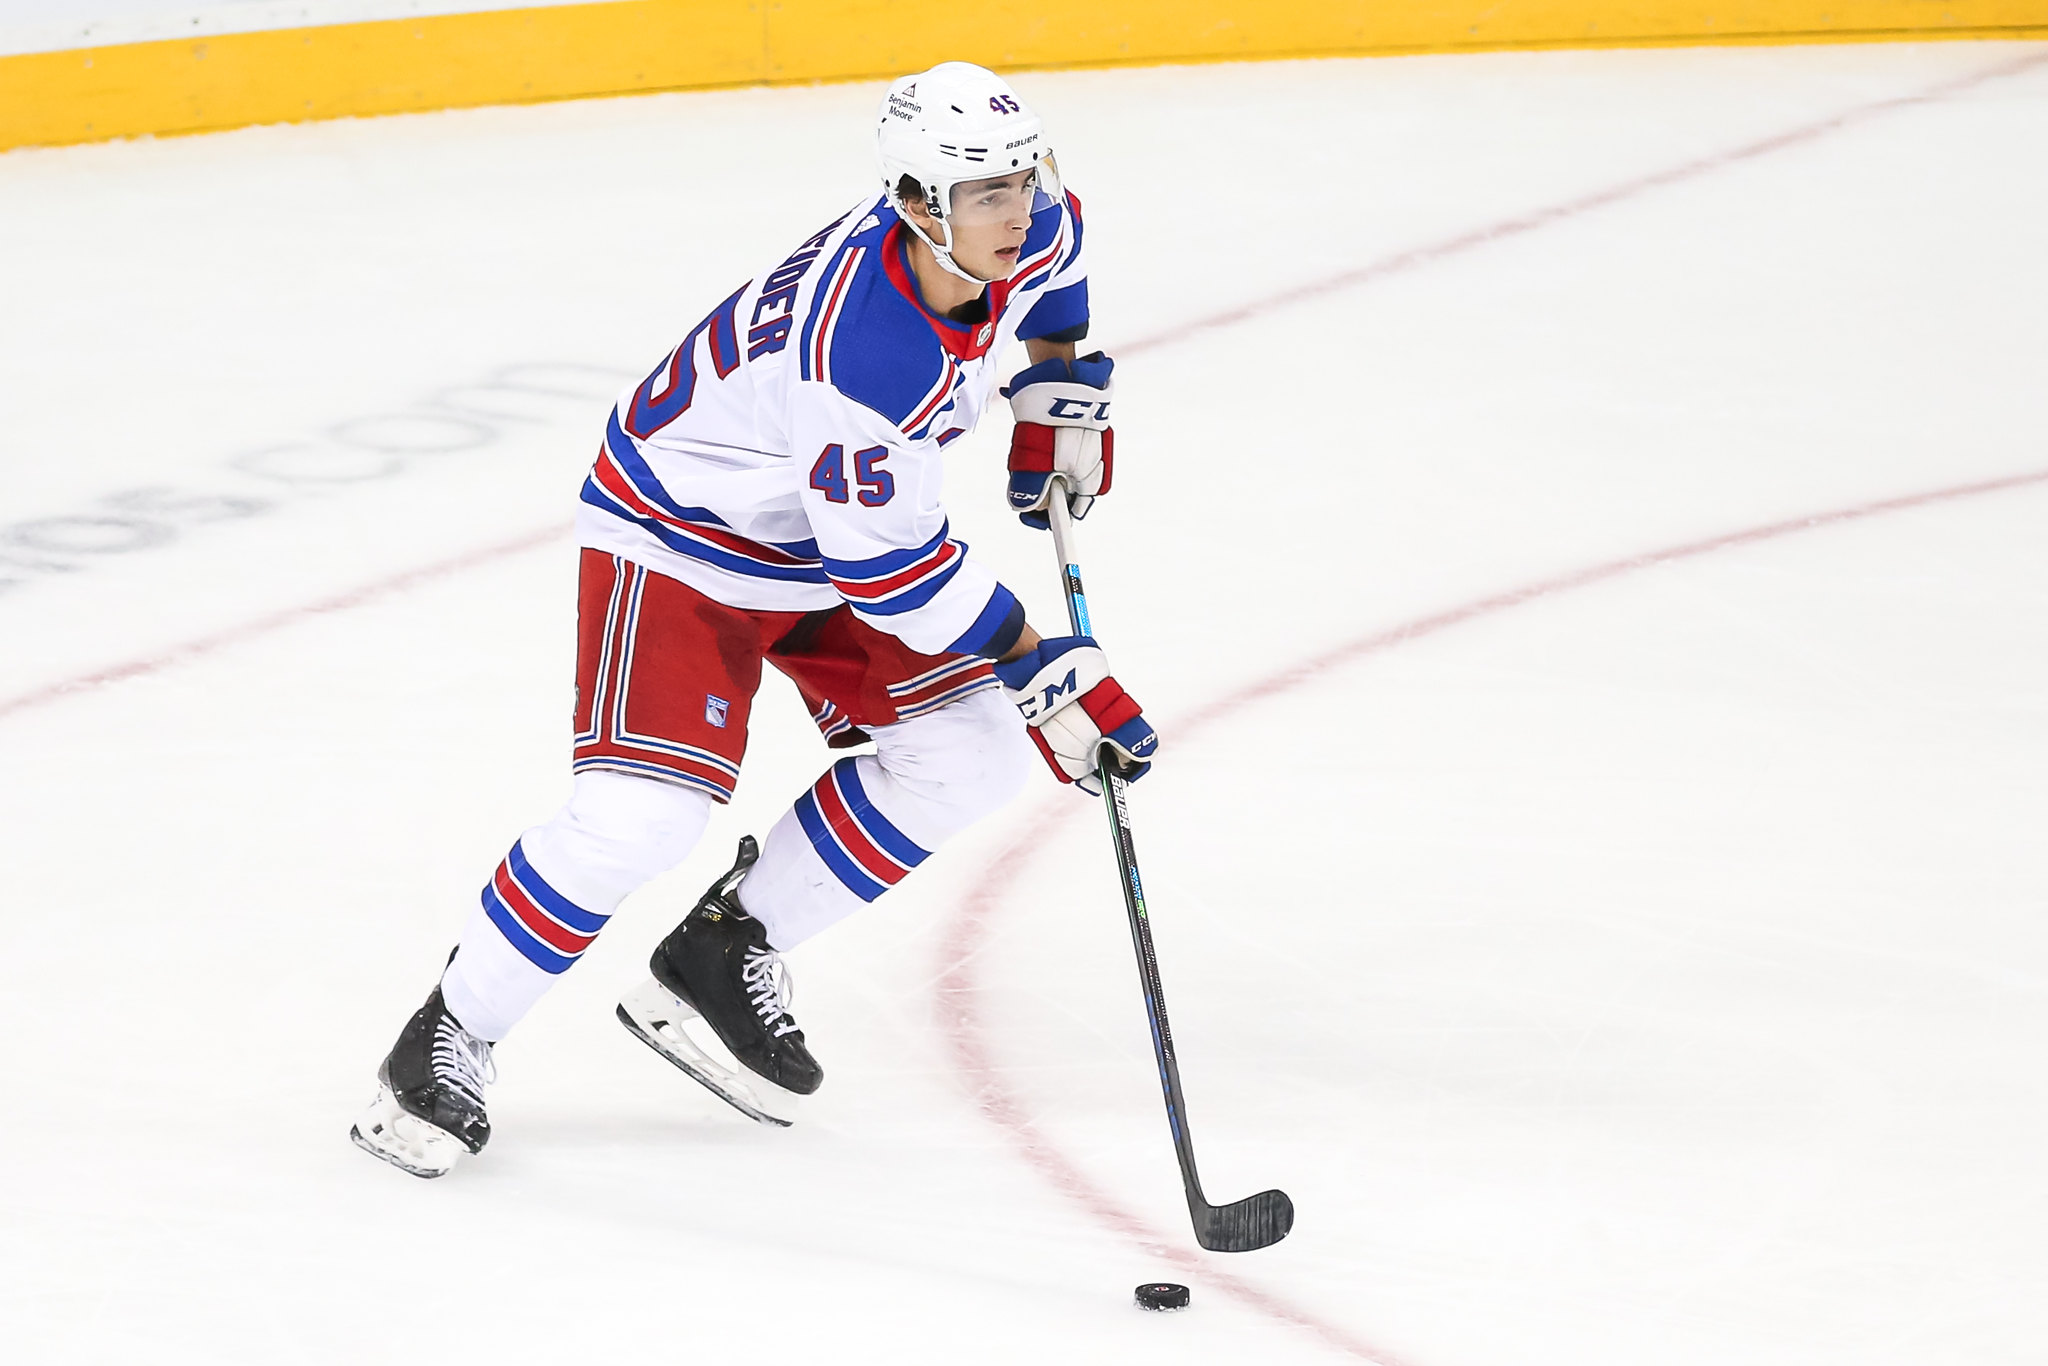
[705,694,730,729]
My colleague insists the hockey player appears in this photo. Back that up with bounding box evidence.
[351,62,1159,1177]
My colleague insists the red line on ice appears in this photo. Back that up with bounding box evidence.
[0,526,569,723]
[1116,46,2048,360]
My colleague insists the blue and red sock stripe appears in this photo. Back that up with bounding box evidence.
[793,757,930,902]
[481,839,610,974]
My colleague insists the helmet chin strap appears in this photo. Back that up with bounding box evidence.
[900,202,997,286]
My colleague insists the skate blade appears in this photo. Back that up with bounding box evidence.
[616,978,799,1128]
[349,1083,467,1179]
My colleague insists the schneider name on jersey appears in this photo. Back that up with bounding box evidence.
[578,187,1089,659]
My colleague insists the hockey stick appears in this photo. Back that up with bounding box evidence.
[1043,479,1294,1254]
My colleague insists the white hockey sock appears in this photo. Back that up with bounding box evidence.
[742,689,1031,949]
[441,771,714,1041]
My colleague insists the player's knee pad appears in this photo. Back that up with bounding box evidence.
[522,770,714,911]
[872,687,1034,823]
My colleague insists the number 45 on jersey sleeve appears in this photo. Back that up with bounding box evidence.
[810,443,896,507]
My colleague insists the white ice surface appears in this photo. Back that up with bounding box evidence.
[3,43,2047,1365]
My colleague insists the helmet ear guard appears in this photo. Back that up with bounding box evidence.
[876,61,1059,284]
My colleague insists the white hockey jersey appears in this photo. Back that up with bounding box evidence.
[577,188,1091,658]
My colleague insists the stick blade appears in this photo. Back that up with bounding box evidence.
[1195,1188,1295,1253]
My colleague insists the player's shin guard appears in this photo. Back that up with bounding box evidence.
[441,771,714,1041]
[741,690,1031,948]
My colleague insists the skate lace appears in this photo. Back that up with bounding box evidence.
[432,1016,497,1107]
[741,946,799,1038]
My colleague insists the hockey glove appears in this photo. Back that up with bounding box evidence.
[1003,352,1115,529]
[994,635,1156,796]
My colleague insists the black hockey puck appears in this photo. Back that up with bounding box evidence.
[1134,1282,1190,1312]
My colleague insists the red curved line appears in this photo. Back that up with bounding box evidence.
[936,810,1423,1365]
[1182,467,2048,734]
[0,525,569,724]
[1114,47,2048,361]
[934,464,2048,1359]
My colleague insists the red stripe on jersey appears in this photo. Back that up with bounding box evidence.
[902,362,957,435]
[594,450,816,569]
[832,539,959,600]
[593,451,665,522]
[812,250,860,379]
[683,524,815,569]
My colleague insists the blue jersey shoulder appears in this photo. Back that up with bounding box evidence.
[844,201,895,251]
[796,190,1082,432]
[827,258,951,430]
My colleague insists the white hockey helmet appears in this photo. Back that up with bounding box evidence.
[877,61,1060,283]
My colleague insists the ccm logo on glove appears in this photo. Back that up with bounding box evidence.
[994,635,1156,795]
[1004,351,1115,529]
[1017,666,1082,720]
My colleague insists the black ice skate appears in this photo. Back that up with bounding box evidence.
[617,836,821,1127]
[349,984,495,1178]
